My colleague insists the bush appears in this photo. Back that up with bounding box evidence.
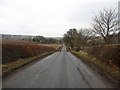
[2,43,56,64]
[87,44,120,68]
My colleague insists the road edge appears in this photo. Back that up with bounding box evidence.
[2,51,56,77]
[70,51,119,88]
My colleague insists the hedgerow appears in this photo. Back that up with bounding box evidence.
[87,44,120,68]
[2,43,56,64]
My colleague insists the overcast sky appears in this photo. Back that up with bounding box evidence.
[0,0,119,37]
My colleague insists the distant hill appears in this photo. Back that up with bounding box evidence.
[46,37,62,40]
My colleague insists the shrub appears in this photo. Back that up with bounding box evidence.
[87,44,120,68]
[2,43,56,64]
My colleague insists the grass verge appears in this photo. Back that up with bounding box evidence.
[71,51,120,87]
[2,51,55,77]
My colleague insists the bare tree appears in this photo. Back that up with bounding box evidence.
[79,28,93,41]
[92,8,119,44]
[63,28,85,51]
[63,28,78,49]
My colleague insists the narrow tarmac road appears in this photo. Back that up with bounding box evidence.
[3,45,113,88]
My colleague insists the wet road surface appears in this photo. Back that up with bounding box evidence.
[3,46,113,88]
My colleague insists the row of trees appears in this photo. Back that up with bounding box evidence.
[33,36,60,44]
[63,28,93,50]
[63,8,120,50]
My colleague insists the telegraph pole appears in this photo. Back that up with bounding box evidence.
[118,1,120,31]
